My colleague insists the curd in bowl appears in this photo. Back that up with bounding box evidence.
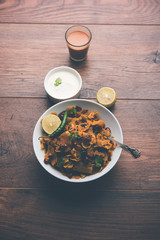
[44,66,82,102]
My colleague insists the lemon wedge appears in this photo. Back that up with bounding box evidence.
[42,114,61,134]
[97,87,117,108]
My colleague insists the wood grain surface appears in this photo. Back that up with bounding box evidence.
[0,189,160,240]
[0,0,160,24]
[0,24,160,99]
[0,1,160,240]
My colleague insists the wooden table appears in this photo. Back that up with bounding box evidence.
[0,1,160,239]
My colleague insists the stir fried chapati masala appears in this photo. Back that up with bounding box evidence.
[40,106,116,179]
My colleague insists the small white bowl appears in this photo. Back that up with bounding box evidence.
[44,66,82,102]
[33,99,123,183]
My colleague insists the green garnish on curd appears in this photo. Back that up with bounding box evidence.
[54,77,62,86]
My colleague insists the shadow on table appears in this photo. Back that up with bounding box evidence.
[37,164,119,208]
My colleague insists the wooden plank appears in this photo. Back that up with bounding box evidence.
[0,24,160,99]
[0,0,160,24]
[0,189,160,240]
[0,98,159,189]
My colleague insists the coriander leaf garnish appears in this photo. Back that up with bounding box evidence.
[58,157,65,166]
[68,107,76,117]
[54,77,62,86]
[94,155,104,168]
[69,132,80,141]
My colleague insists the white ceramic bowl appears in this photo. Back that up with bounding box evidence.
[33,99,123,183]
[44,66,82,102]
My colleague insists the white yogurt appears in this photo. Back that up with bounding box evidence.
[45,66,82,101]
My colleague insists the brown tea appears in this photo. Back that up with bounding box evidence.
[65,26,92,62]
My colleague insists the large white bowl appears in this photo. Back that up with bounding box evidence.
[33,99,123,183]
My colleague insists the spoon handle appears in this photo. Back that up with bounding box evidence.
[108,137,141,159]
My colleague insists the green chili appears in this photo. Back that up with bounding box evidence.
[50,110,67,138]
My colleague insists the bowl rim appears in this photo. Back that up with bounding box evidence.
[33,99,123,183]
[44,66,82,101]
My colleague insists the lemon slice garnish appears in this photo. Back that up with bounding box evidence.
[97,87,117,108]
[42,114,61,134]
